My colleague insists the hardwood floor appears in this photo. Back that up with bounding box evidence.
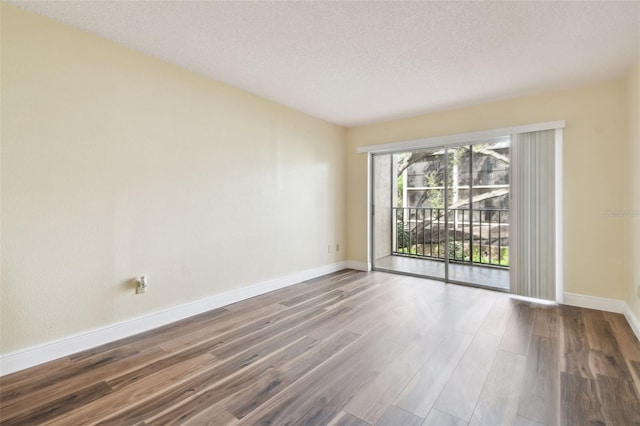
[1,269,640,425]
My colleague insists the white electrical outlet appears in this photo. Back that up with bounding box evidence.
[136,276,148,294]
[336,244,340,252]
[328,245,332,254]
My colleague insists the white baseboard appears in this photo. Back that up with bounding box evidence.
[0,261,347,376]
[562,292,625,313]
[563,292,640,341]
[346,260,370,271]
[623,304,640,342]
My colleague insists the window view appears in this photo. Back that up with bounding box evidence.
[373,137,510,290]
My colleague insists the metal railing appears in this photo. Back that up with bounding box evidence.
[392,207,509,268]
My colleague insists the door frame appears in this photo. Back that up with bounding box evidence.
[363,121,565,298]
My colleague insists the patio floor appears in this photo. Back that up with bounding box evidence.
[374,255,509,290]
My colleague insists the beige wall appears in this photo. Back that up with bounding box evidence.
[626,61,640,318]
[347,79,629,300]
[1,3,637,357]
[0,5,346,353]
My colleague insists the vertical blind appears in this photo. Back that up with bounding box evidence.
[510,129,558,301]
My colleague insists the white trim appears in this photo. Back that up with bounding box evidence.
[562,292,625,313]
[623,304,640,342]
[0,261,347,376]
[357,121,566,154]
[346,260,370,271]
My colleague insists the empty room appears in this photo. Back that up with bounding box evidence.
[1,1,640,425]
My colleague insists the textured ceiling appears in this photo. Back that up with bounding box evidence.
[9,1,640,127]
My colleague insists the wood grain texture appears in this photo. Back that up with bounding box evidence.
[327,411,369,426]
[1,381,113,425]
[479,296,516,337]
[375,405,422,426]
[423,409,468,426]
[500,302,536,355]
[560,372,607,425]
[344,332,441,424]
[2,269,640,425]
[514,415,546,426]
[631,360,640,395]
[433,331,502,421]
[238,324,409,425]
[517,335,560,425]
[394,331,474,418]
[469,350,526,426]
[533,305,559,339]
[583,311,631,379]
[174,403,238,426]
[45,353,219,425]
[604,312,640,361]
[595,374,640,425]
[1,346,167,414]
[222,330,359,420]
[560,305,594,379]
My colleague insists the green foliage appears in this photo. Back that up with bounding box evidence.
[396,221,410,249]
[499,247,509,266]
[449,241,464,261]
[467,246,509,267]
[424,171,443,208]
[397,247,418,255]
[397,174,404,208]
[395,241,509,267]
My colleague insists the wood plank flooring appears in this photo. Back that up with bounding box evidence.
[2,269,640,425]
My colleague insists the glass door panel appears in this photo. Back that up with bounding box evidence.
[371,138,510,291]
[371,149,446,281]
[447,139,510,289]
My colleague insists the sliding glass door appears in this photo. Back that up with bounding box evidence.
[371,148,446,281]
[445,139,510,289]
[371,138,510,291]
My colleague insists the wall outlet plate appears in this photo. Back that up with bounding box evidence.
[136,275,147,294]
